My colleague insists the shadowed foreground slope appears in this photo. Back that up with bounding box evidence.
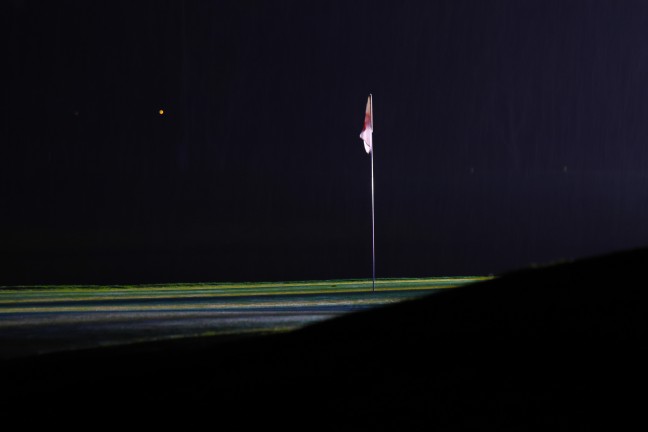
[3,249,647,429]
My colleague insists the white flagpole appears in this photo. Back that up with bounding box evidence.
[370,94,376,293]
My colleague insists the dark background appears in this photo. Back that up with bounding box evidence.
[4,0,648,284]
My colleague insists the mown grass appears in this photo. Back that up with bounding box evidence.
[0,276,491,292]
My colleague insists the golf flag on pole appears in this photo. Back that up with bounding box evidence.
[359,95,373,154]
[359,94,376,293]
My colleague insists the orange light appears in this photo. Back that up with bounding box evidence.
[159,109,164,115]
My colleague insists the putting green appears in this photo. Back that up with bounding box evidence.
[0,277,490,306]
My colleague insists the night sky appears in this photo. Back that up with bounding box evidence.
[5,0,648,284]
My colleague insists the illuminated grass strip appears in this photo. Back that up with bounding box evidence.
[0,277,489,304]
[0,278,490,359]
[0,285,462,305]
[0,298,410,315]
[0,277,489,292]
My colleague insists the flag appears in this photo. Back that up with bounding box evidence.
[359,94,373,154]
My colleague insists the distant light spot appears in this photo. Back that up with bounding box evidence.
[159,109,165,115]
[563,165,568,173]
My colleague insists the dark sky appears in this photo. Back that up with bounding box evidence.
[4,0,648,284]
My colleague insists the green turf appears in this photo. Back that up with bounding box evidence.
[0,277,491,359]
[0,277,490,300]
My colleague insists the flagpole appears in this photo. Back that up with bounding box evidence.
[370,94,376,293]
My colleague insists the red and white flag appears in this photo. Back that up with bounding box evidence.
[359,95,373,154]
